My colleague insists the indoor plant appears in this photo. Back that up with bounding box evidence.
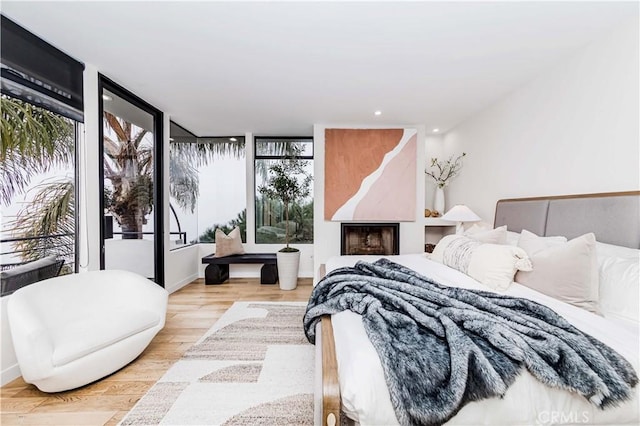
[258,156,311,290]
[425,152,466,214]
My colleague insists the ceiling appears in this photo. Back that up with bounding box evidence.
[2,1,637,137]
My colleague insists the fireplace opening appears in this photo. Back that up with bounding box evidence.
[341,223,399,256]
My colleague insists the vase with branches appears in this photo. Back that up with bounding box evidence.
[425,152,466,188]
[425,152,466,215]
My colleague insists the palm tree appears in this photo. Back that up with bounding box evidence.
[102,112,154,238]
[2,95,307,264]
[1,96,75,268]
[169,139,245,213]
[1,97,244,263]
[0,96,74,206]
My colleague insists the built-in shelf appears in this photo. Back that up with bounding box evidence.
[423,217,456,227]
[424,217,456,249]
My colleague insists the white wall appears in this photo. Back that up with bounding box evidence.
[424,134,446,211]
[445,19,639,222]
[313,125,426,282]
[166,244,200,294]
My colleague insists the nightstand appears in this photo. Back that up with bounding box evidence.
[424,217,456,252]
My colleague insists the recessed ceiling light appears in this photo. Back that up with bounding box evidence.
[433,128,440,133]
[374,110,382,116]
[229,137,237,142]
[102,94,112,101]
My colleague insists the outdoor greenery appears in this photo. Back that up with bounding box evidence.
[2,95,239,265]
[0,96,74,206]
[1,96,76,269]
[103,112,154,238]
[257,155,312,251]
[169,139,245,214]
[255,197,313,244]
[198,209,247,243]
[2,92,314,268]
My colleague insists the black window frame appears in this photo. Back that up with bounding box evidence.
[254,136,314,245]
[98,74,164,287]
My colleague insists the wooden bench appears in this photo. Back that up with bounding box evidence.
[201,253,278,285]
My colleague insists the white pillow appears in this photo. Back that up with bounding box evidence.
[464,225,508,245]
[515,230,600,314]
[516,230,567,254]
[432,235,532,291]
[596,242,639,324]
[214,227,245,257]
[596,241,640,260]
[505,231,520,247]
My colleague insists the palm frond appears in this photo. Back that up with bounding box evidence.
[0,96,74,205]
[169,151,199,212]
[10,178,75,263]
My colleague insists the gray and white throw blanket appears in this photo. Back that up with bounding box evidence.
[303,259,638,426]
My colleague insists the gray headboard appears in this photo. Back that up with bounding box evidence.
[494,191,640,249]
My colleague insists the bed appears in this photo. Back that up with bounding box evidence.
[307,191,640,426]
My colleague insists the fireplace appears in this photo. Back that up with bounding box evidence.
[341,223,399,256]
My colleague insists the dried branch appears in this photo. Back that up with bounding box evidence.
[425,152,466,188]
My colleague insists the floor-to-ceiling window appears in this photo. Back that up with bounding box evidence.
[0,15,82,294]
[99,76,164,285]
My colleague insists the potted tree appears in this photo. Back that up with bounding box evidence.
[258,156,311,290]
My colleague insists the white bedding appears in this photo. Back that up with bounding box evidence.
[326,254,640,426]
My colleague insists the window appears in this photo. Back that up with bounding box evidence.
[168,122,198,249]
[169,123,246,248]
[0,17,82,293]
[0,95,78,285]
[255,137,313,244]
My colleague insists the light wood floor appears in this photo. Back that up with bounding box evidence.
[0,277,313,425]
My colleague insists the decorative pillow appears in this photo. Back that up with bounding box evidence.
[515,230,600,314]
[464,224,508,244]
[432,235,532,291]
[596,242,639,324]
[214,227,245,257]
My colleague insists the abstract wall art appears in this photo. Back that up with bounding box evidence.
[324,128,417,221]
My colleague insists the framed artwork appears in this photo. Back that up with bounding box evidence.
[324,128,417,221]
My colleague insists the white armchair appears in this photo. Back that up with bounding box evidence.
[7,269,168,392]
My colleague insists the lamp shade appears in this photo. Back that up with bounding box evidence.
[441,205,481,222]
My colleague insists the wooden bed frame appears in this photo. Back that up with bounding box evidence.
[316,191,640,426]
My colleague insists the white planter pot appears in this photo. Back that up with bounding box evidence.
[277,250,300,290]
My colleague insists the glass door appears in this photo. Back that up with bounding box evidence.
[98,76,164,285]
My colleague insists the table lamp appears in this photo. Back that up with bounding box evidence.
[441,205,481,234]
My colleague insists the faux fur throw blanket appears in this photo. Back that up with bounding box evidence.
[303,259,638,426]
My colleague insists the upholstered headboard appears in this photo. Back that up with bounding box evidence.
[494,191,640,249]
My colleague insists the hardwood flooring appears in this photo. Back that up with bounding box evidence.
[0,277,313,425]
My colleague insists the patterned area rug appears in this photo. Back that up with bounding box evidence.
[120,302,314,425]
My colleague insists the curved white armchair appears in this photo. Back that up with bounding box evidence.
[7,269,168,392]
